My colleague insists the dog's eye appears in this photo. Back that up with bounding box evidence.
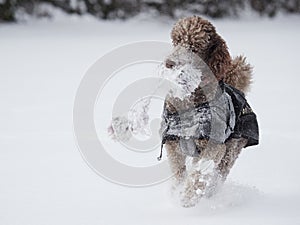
[165,59,176,69]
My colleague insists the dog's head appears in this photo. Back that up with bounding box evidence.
[161,16,232,111]
[161,45,217,102]
[168,16,231,82]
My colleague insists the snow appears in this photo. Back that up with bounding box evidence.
[1,15,300,224]
[195,159,215,175]
[159,46,205,98]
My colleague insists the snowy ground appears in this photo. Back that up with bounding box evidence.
[1,14,300,225]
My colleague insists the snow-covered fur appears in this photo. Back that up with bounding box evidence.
[164,16,253,207]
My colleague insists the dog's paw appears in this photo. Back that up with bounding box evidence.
[181,199,197,208]
[180,188,202,208]
[178,159,222,207]
[179,173,205,207]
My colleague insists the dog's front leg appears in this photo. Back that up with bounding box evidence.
[180,141,226,207]
[165,140,187,187]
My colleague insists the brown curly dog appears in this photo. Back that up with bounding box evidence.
[162,16,254,207]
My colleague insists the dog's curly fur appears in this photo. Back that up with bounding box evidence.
[171,16,252,93]
[171,16,231,82]
[164,16,253,207]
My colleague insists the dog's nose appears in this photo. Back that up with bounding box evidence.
[165,59,176,69]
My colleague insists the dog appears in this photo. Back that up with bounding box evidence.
[159,16,259,207]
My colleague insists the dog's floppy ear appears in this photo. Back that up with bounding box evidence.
[206,34,231,81]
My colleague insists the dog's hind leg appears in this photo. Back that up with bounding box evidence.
[217,138,247,182]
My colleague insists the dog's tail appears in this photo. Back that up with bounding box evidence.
[224,55,253,94]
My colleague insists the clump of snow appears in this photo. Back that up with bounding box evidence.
[127,97,151,137]
[158,46,204,100]
[159,64,202,99]
[195,159,216,175]
[108,97,153,142]
[108,116,132,141]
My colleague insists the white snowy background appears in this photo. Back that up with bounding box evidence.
[1,13,300,225]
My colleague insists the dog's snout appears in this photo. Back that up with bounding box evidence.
[165,59,176,69]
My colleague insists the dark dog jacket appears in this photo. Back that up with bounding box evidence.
[158,81,259,159]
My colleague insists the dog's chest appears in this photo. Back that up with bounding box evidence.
[161,90,236,157]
